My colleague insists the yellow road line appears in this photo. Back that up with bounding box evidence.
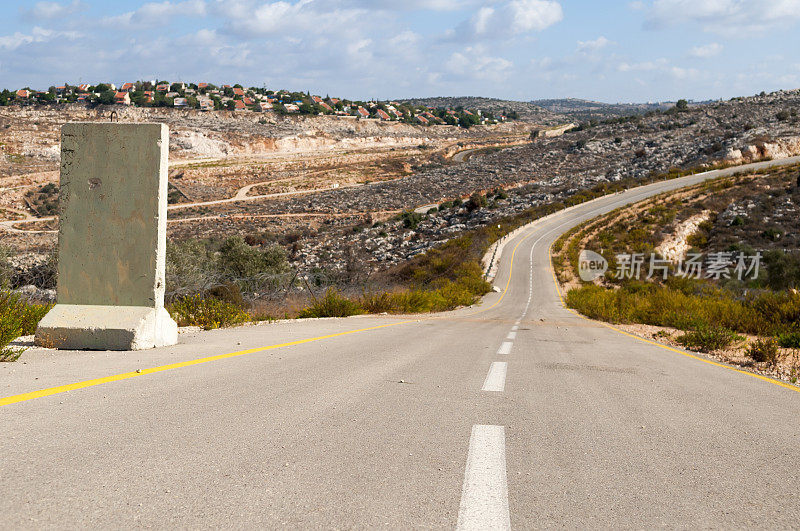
[464,228,538,316]
[15,179,796,408]
[2,222,539,408]
[547,243,800,394]
[0,320,413,408]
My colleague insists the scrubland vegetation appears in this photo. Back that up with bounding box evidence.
[555,166,800,378]
[0,290,50,361]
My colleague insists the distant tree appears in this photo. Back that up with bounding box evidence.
[763,250,800,290]
[95,83,110,93]
[233,83,243,89]
[299,103,315,114]
[225,100,236,111]
[675,99,689,111]
[466,192,487,212]
[130,90,145,106]
[152,92,168,107]
[96,90,115,105]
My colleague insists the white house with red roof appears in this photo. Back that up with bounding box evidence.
[114,92,131,105]
[356,106,370,118]
[233,87,245,97]
[416,115,429,125]
[16,89,30,99]
[376,108,390,121]
[120,82,135,92]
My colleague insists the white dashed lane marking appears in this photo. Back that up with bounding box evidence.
[481,362,507,392]
[457,425,511,530]
[506,331,517,340]
[497,342,513,355]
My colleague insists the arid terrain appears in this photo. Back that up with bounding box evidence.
[2,90,800,299]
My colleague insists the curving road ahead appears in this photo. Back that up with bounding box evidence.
[2,158,799,528]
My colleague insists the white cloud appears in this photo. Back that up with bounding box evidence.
[446,46,513,80]
[220,0,365,38]
[644,0,800,33]
[456,0,563,40]
[0,26,82,51]
[388,30,421,49]
[21,0,85,20]
[101,0,207,29]
[617,57,700,80]
[577,36,612,53]
[689,42,723,58]
[617,58,669,72]
[328,0,472,10]
[177,28,219,46]
[669,66,698,79]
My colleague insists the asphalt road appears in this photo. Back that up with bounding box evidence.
[2,157,800,528]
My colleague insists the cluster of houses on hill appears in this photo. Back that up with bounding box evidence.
[6,81,511,127]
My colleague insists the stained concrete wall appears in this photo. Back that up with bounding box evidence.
[56,123,169,308]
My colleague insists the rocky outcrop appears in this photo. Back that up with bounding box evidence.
[655,211,710,262]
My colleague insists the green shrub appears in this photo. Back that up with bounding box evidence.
[168,295,252,330]
[217,236,288,279]
[466,192,487,212]
[0,290,51,362]
[399,210,423,230]
[777,331,800,349]
[166,236,291,300]
[299,288,363,318]
[676,326,742,352]
[0,245,12,289]
[748,338,780,365]
[565,283,798,337]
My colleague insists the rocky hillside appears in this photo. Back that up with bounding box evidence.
[532,98,672,120]
[0,104,531,178]
[400,97,559,124]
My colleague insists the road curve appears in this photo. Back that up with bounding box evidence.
[1,158,799,528]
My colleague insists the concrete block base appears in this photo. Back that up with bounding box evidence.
[35,305,178,351]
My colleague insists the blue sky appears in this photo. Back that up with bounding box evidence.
[2,0,800,103]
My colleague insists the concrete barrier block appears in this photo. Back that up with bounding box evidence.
[35,305,178,351]
[34,123,178,351]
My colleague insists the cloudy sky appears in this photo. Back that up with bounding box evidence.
[2,0,800,103]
